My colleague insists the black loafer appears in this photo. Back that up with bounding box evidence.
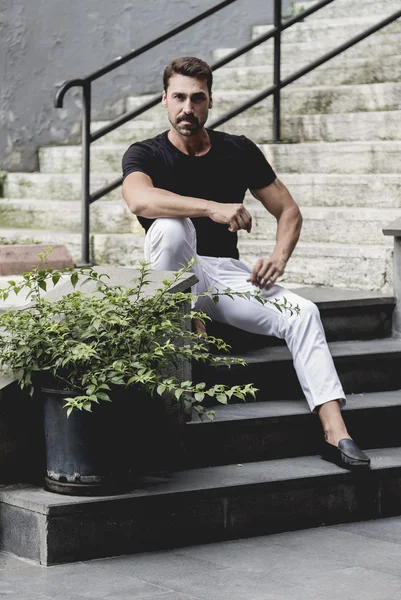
[322,439,371,470]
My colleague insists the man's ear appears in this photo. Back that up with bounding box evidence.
[162,90,167,108]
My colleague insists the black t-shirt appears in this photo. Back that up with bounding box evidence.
[122,129,276,259]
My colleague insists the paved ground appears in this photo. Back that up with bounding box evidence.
[2,516,401,599]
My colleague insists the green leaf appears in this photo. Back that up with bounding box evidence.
[66,406,73,417]
[52,274,61,286]
[157,384,166,396]
[96,392,111,401]
[194,392,205,402]
[83,402,92,412]
[38,280,47,291]
[71,272,79,288]
[175,389,184,400]
[216,393,228,405]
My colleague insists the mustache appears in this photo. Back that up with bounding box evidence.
[177,114,199,124]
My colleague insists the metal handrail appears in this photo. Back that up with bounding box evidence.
[209,7,401,130]
[54,0,401,264]
[89,0,337,145]
[83,0,339,216]
[54,0,238,264]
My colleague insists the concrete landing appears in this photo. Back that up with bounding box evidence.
[2,515,401,599]
[2,446,401,565]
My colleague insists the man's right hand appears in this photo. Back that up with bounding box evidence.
[207,202,252,233]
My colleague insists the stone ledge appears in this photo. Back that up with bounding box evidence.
[0,244,73,276]
[383,217,401,237]
[2,447,401,565]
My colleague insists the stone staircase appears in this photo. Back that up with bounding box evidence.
[1,0,401,566]
[2,0,400,290]
[2,285,401,565]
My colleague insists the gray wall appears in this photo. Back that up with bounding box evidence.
[0,0,292,172]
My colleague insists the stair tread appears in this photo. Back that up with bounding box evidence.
[282,286,395,308]
[4,446,401,513]
[94,110,401,126]
[188,390,401,424]
[39,140,401,151]
[8,173,401,180]
[215,54,401,71]
[242,238,390,251]
[231,338,401,363]
[0,227,143,238]
[126,81,401,99]
[256,14,400,28]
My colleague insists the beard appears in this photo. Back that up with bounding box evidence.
[169,113,205,137]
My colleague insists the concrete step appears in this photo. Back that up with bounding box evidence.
[212,54,401,90]
[0,199,141,235]
[93,110,401,145]
[281,110,401,143]
[184,391,401,467]
[238,239,392,291]
[198,338,401,401]
[4,446,401,564]
[252,15,401,44]
[0,226,392,292]
[268,173,401,209]
[239,205,398,246]
[219,110,401,143]
[261,141,401,174]
[126,82,401,119]
[38,141,401,174]
[4,172,121,202]
[293,0,401,20]
[0,228,145,267]
[6,172,401,208]
[213,33,401,67]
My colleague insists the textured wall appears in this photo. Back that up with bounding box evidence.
[0,0,292,172]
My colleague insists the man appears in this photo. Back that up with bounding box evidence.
[122,56,370,469]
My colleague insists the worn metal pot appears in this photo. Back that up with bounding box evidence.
[42,386,187,496]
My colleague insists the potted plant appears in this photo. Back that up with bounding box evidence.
[0,249,297,496]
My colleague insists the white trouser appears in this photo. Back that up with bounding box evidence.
[144,218,346,412]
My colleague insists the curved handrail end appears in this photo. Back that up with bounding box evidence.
[54,79,85,108]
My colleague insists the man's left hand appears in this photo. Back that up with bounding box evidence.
[247,255,287,289]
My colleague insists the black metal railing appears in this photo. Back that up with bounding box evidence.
[55,0,401,265]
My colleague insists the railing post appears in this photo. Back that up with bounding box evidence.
[383,218,401,337]
[273,0,282,143]
[81,81,91,266]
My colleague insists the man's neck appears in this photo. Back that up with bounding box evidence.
[168,128,211,156]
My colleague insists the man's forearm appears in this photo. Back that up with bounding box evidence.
[273,206,303,262]
[123,184,211,219]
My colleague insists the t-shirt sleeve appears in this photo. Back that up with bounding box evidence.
[243,137,276,190]
[122,142,156,182]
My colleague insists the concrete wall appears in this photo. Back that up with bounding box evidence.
[0,0,292,172]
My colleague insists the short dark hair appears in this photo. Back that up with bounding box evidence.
[163,57,213,93]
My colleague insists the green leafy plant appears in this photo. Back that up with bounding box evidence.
[0,249,299,420]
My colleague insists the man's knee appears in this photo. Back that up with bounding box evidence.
[151,218,192,252]
[147,218,196,271]
[293,297,322,329]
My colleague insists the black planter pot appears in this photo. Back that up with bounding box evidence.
[43,387,187,496]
